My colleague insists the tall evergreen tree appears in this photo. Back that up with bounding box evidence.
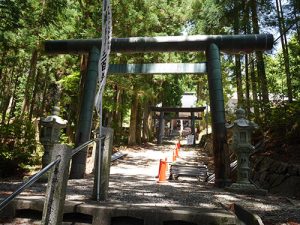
[275,0,293,102]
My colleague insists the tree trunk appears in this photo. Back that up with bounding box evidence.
[20,49,39,118]
[29,69,42,120]
[1,96,10,125]
[38,69,50,116]
[128,92,138,145]
[233,2,243,107]
[6,71,20,123]
[112,85,122,144]
[0,51,7,81]
[136,101,142,145]
[292,4,300,44]
[250,54,260,122]
[235,55,243,107]
[243,2,251,116]
[276,0,293,102]
[142,100,153,142]
[0,66,8,124]
[1,67,15,125]
[245,55,251,117]
[250,0,269,115]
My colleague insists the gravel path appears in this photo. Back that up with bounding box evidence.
[1,142,300,224]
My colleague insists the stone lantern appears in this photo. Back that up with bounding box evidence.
[40,106,68,168]
[226,108,265,193]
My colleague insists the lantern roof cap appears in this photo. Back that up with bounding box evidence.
[226,108,258,129]
[41,106,68,126]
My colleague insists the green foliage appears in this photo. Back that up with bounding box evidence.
[190,0,225,34]
[267,101,300,144]
[0,118,37,175]
[59,71,80,105]
[0,0,24,32]
[265,56,282,103]
[265,35,300,100]
[112,0,191,36]
[160,75,184,107]
[288,36,300,99]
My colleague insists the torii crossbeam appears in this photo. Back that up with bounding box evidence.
[44,34,273,54]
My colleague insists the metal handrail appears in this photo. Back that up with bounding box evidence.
[0,157,61,211]
[0,135,106,211]
[71,136,105,157]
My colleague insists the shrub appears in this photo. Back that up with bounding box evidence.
[266,101,300,145]
[0,118,37,177]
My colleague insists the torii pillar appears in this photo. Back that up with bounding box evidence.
[206,43,229,187]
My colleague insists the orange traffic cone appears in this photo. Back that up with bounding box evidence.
[156,157,168,178]
[157,159,167,183]
[165,157,168,171]
[172,150,177,162]
[175,146,179,158]
[155,159,162,178]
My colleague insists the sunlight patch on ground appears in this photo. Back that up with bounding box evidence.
[247,202,281,211]
[135,192,165,197]
[198,203,218,208]
[66,194,87,201]
[214,194,282,211]
[214,194,239,201]
[135,202,182,207]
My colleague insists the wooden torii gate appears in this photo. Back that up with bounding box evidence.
[43,34,273,187]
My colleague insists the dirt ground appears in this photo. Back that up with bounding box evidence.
[0,140,300,225]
